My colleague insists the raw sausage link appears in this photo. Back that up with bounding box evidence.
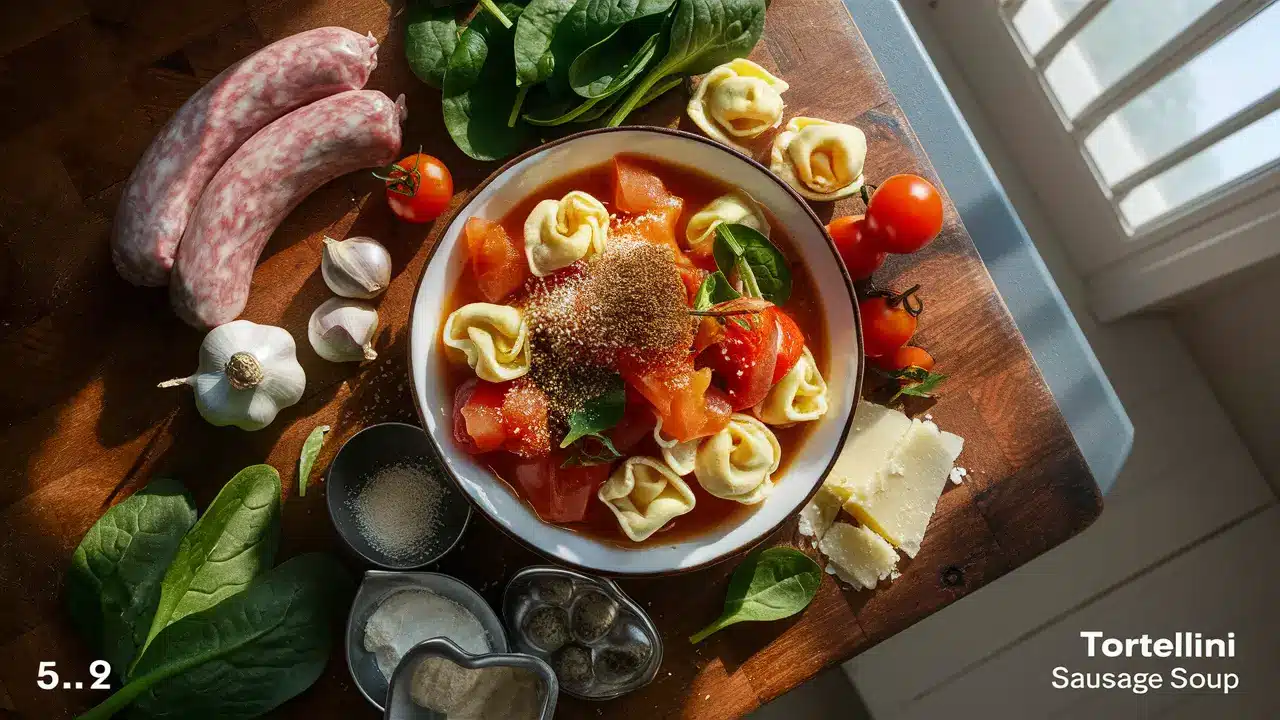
[111,27,379,287]
[170,90,405,329]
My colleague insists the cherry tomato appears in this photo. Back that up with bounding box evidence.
[828,215,886,281]
[384,152,453,223]
[859,286,923,358]
[872,345,935,373]
[863,174,943,254]
[770,308,805,383]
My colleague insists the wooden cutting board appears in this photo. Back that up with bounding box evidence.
[0,0,1101,717]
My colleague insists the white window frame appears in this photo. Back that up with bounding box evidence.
[915,0,1280,320]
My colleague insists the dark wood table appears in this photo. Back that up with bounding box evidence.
[0,0,1102,717]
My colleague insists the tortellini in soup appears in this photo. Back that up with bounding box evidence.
[523,190,609,276]
[694,414,781,505]
[442,303,531,382]
[770,117,867,201]
[599,457,697,542]
[685,191,770,256]
[688,59,789,151]
[755,347,828,426]
[653,417,699,476]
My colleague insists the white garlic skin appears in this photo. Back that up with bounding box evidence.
[308,297,380,362]
[321,236,392,299]
[158,320,306,431]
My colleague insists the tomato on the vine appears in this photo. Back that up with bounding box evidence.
[859,285,924,358]
[383,152,453,223]
[827,215,886,281]
[864,174,943,254]
[872,345,935,373]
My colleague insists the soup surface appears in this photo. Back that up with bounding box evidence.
[440,154,828,546]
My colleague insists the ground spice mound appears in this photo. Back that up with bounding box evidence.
[524,237,694,423]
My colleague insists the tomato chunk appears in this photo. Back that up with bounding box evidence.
[512,454,610,523]
[465,216,528,302]
[620,357,728,442]
[613,156,672,214]
[700,310,779,411]
[675,262,704,306]
[692,316,725,355]
[618,196,684,252]
[609,386,658,454]
[501,381,551,458]
[454,378,508,453]
[770,308,805,383]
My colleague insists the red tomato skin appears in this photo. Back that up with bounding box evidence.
[610,387,658,454]
[872,345,936,373]
[453,378,508,453]
[859,295,918,358]
[465,217,529,302]
[676,263,704,306]
[701,312,779,411]
[613,156,670,214]
[386,153,453,223]
[512,455,609,523]
[864,174,944,254]
[769,308,805,383]
[828,215,887,281]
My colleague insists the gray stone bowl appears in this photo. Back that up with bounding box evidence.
[346,570,508,712]
[383,638,558,720]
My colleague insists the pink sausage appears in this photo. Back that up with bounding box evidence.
[111,27,379,287]
[170,90,405,329]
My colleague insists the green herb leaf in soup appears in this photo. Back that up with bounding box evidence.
[713,222,792,304]
[689,546,821,643]
[297,424,330,498]
[405,4,459,89]
[136,464,282,663]
[514,0,578,87]
[561,374,627,447]
[66,478,197,681]
[443,3,534,161]
[693,270,742,312]
[609,0,766,126]
[81,553,353,720]
[568,12,668,99]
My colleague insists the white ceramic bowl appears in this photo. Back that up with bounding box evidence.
[409,127,862,576]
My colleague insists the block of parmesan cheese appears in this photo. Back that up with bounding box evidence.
[797,484,843,544]
[844,419,964,558]
[824,400,913,503]
[819,522,900,590]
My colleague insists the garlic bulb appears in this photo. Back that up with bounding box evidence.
[321,236,392,299]
[308,297,380,362]
[159,320,306,431]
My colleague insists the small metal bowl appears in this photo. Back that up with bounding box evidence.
[384,638,558,720]
[326,422,471,569]
[347,570,509,712]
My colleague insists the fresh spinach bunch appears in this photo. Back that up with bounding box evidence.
[690,546,821,643]
[68,467,352,720]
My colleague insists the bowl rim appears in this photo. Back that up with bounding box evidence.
[325,421,473,570]
[406,125,864,577]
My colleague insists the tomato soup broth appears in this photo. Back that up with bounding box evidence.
[441,155,828,546]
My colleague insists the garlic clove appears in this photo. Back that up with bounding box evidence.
[308,297,380,362]
[321,236,392,299]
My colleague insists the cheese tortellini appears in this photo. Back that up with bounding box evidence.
[688,59,790,151]
[694,414,781,505]
[685,191,770,256]
[755,347,828,426]
[442,303,531,382]
[598,457,697,542]
[653,417,699,476]
[770,117,867,201]
[523,190,609,276]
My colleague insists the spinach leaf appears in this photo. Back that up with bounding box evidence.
[713,223,792,304]
[443,3,534,161]
[561,375,626,447]
[66,478,197,681]
[689,547,821,643]
[136,465,281,664]
[404,3,458,89]
[523,89,608,126]
[514,0,578,86]
[608,0,765,125]
[78,554,352,720]
[540,0,675,96]
[478,0,516,28]
[693,270,741,311]
[297,425,330,498]
[568,12,666,98]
